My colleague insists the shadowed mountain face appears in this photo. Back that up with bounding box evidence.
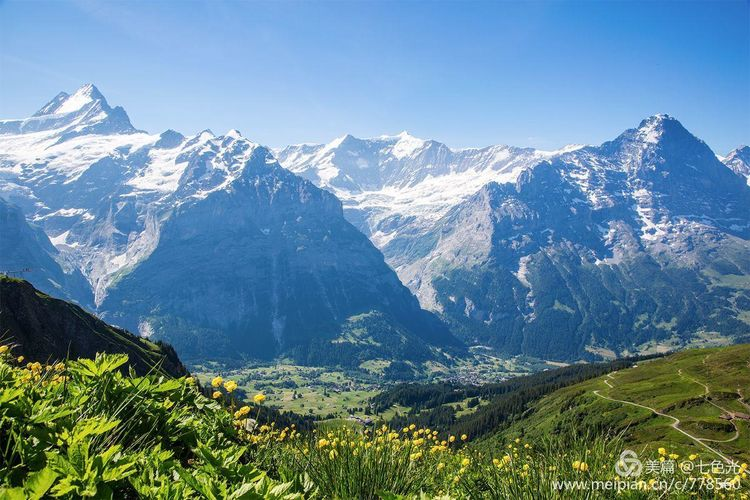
[0,85,457,364]
[0,198,92,307]
[100,146,457,360]
[0,276,186,377]
[396,116,750,360]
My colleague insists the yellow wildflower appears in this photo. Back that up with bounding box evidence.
[461,458,470,466]
[16,356,24,363]
[689,454,699,461]
[658,447,667,456]
[0,345,8,354]
[461,434,468,441]
[212,391,221,399]
[234,405,250,418]
[211,376,223,388]
[253,393,266,404]
[449,435,456,443]
[223,380,238,393]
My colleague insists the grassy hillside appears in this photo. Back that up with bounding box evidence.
[370,356,654,438]
[491,344,750,463]
[0,276,185,377]
[1,346,748,498]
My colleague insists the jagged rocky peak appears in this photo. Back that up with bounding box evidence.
[154,129,186,149]
[598,114,724,178]
[635,113,680,142]
[1,83,136,136]
[723,145,750,180]
[34,83,107,116]
[608,113,701,150]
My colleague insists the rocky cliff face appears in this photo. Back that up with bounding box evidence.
[100,146,456,360]
[399,116,750,360]
[0,276,186,377]
[0,198,92,306]
[723,146,750,182]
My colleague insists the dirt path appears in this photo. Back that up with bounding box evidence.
[676,369,740,443]
[592,371,733,463]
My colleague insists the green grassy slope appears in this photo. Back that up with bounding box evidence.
[0,276,186,377]
[490,344,750,462]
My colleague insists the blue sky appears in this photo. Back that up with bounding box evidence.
[1,0,748,153]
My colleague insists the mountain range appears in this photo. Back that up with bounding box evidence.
[279,117,750,360]
[0,85,455,364]
[1,84,749,364]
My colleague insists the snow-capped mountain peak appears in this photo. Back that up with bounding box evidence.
[0,86,281,302]
[723,145,750,183]
[39,83,106,116]
[0,84,135,138]
[635,113,674,143]
[388,131,427,159]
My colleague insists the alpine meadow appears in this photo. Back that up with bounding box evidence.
[1,1,749,498]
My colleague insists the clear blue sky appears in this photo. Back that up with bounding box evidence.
[1,0,748,153]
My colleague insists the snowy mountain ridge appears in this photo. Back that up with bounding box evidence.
[276,131,586,253]
[0,85,272,304]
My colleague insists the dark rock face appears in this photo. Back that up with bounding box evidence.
[0,277,186,377]
[401,116,750,360]
[100,147,457,361]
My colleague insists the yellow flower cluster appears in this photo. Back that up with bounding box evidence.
[234,405,251,419]
[10,355,68,386]
[208,375,245,398]
[572,460,589,472]
[308,424,459,463]
[245,422,299,444]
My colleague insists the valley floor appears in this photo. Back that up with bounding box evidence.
[189,349,559,420]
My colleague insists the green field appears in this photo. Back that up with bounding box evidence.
[190,348,561,421]
[492,344,750,463]
[192,362,382,419]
